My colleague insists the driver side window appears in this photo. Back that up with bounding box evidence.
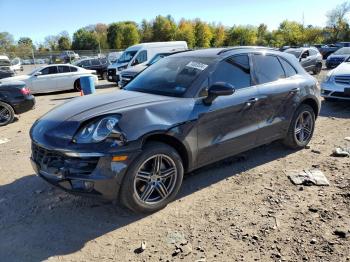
[40,66,58,75]
[211,54,251,89]
[133,51,147,65]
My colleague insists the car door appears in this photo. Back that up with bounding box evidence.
[56,65,74,90]
[252,54,300,144]
[300,50,313,70]
[31,66,58,93]
[196,54,261,167]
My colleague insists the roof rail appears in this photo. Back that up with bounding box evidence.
[217,46,276,55]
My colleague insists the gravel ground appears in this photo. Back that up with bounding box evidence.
[0,67,349,262]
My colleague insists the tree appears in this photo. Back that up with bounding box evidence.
[303,25,324,45]
[58,36,71,50]
[326,1,350,42]
[72,28,99,50]
[152,15,177,41]
[122,23,140,48]
[276,20,303,46]
[0,32,14,52]
[194,19,212,48]
[226,25,257,46]
[211,24,226,47]
[257,23,268,46]
[175,19,195,47]
[94,23,109,49]
[18,37,33,48]
[44,35,59,50]
[140,19,153,42]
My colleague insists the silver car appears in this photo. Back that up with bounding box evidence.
[284,47,323,75]
[321,57,350,101]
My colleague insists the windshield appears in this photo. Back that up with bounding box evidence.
[28,67,43,75]
[334,47,350,55]
[117,50,138,63]
[147,53,168,66]
[125,56,213,97]
[285,49,302,58]
[0,59,10,66]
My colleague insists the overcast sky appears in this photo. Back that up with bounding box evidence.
[0,0,346,43]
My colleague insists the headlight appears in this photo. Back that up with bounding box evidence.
[322,70,333,83]
[73,116,125,144]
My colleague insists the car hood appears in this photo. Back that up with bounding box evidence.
[121,64,147,75]
[0,74,30,82]
[329,62,350,75]
[30,90,198,149]
[327,54,349,60]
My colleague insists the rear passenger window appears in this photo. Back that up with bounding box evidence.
[69,66,78,72]
[279,58,297,77]
[91,59,100,66]
[253,55,285,84]
[211,54,251,89]
[58,66,70,73]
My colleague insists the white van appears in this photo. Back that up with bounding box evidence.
[107,41,188,83]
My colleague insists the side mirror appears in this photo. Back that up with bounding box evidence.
[203,82,235,105]
[34,71,42,76]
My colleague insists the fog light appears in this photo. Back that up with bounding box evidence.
[84,181,94,191]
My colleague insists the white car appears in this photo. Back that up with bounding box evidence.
[0,64,98,94]
[10,57,23,72]
[321,58,350,101]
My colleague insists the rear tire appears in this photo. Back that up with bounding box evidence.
[102,71,107,80]
[313,63,322,75]
[74,79,81,92]
[0,102,15,126]
[283,104,315,149]
[120,142,184,213]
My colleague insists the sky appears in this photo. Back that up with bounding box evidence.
[0,0,346,44]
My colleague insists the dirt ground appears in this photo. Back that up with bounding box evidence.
[0,67,349,262]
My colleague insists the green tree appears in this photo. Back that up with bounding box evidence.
[72,29,99,50]
[44,35,59,50]
[303,25,324,45]
[122,23,140,48]
[175,19,195,47]
[194,19,212,48]
[226,25,257,46]
[0,32,14,52]
[211,24,226,47]
[94,23,109,49]
[18,37,33,48]
[152,15,177,41]
[58,36,71,50]
[257,23,268,46]
[140,19,153,42]
[276,20,303,46]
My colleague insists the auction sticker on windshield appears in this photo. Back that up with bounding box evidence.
[186,61,208,71]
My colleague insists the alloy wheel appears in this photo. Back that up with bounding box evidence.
[0,105,11,124]
[294,111,313,144]
[134,154,177,205]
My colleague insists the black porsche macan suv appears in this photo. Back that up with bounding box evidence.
[30,47,321,213]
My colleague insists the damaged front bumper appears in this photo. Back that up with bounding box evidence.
[30,142,140,200]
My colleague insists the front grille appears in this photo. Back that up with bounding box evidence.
[335,75,350,85]
[108,68,116,76]
[332,91,350,98]
[31,143,99,176]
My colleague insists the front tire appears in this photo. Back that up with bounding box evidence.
[120,142,184,213]
[313,63,322,75]
[0,102,15,126]
[74,79,81,92]
[283,104,315,149]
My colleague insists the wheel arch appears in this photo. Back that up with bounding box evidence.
[141,132,190,172]
[299,97,319,118]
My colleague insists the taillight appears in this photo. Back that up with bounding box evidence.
[20,87,31,95]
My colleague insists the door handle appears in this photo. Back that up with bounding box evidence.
[245,97,259,107]
[290,87,300,94]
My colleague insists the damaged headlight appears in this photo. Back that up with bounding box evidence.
[73,115,126,144]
